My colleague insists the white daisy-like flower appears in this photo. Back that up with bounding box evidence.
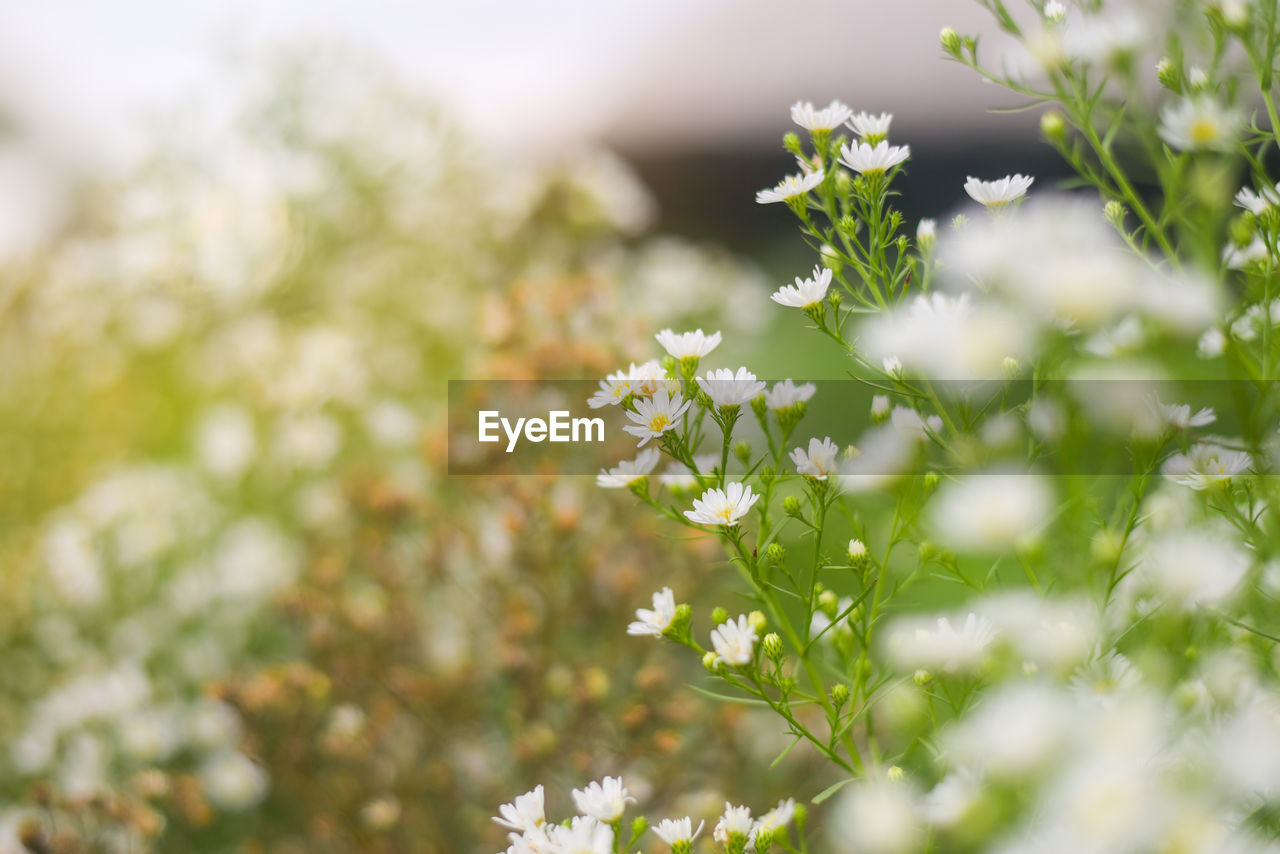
[652,817,705,847]
[1151,398,1215,430]
[790,436,840,479]
[655,328,722,359]
[1235,184,1280,215]
[711,615,759,666]
[764,379,817,410]
[756,798,797,835]
[627,359,680,398]
[1043,0,1066,21]
[627,586,677,637]
[847,111,893,142]
[791,99,854,131]
[623,388,691,447]
[571,777,636,823]
[770,266,833,308]
[1163,442,1252,489]
[756,170,825,204]
[713,803,756,844]
[587,370,633,409]
[547,816,614,854]
[839,141,911,175]
[493,785,546,833]
[696,367,767,408]
[684,482,761,526]
[964,174,1034,207]
[597,448,661,488]
[1158,96,1242,151]
[929,474,1053,550]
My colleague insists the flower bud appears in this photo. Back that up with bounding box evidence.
[631,816,648,840]
[1156,58,1181,92]
[940,27,962,56]
[762,632,784,661]
[922,471,939,493]
[783,495,802,517]
[754,827,776,852]
[918,540,936,562]
[870,394,891,424]
[702,651,721,673]
[782,132,805,158]
[916,218,936,252]
[1040,110,1066,142]
[828,289,843,309]
[837,214,859,236]
[950,213,968,231]
[848,538,868,568]
[748,610,768,634]
[818,590,839,618]
[887,765,906,782]
[914,668,933,686]
[1187,66,1208,92]
[751,394,769,422]
[711,606,728,626]
[734,440,752,465]
[1002,356,1021,380]
[1098,205,1124,236]
[765,542,786,563]
[830,682,850,707]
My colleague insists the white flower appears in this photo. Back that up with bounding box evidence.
[493,785,546,833]
[871,394,891,420]
[964,174,1034,207]
[887,613,997,674]
[1159,96,1242,151]
[860,292,1033,380]
[623,388,691,447]
[587,369,634,409]
[756,170,825,204]
[696,367,767,407]
[571,777,635,823]
[764,379,816,410]
[597,448,661,488]
[1163,442,1252,489]
[1224,236,1268,269]
[1138,530,1249,608]
[627,359,680,398]
[200,751,268,810]
[791,99,853,131]
[627,586,677,637]
[1151,398,1215,430]
[547,816,614,854]
[756,798,797,834]
[839,141,910,175]
[1235,184,1280,215]
[832,780,922,854]
[929,474,1052,550]
[1043,0,1066,21]
[790,437,840,479]
[655,328,722,359]
[847,111,893,141]
[711,615,759,666]
[652,817,705,846]
[684,482,761,526]
[916,218,937,243]
[713,803,756,843]
[771,266,833,308]
[848,539,868,561]
[659,453,718,490]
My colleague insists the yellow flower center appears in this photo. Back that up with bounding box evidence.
[648,414,670,432]
[716,507,735,523]
[1189,118,1219,146]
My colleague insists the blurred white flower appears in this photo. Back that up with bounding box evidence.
[655,328,722,359]
[597,447,661,488]
[696,367,767,407]
[847,111,893,142]
[493,785,546,833]
[1138,529,1249,608]
[201,751,268,810]
[832,779,922,854]
[888,613,998,674]
[1159,97,1242,151]
[713,803,755,844]
[929,474,1053,550]
[764,379,816,410]
[1163,443,1252,490]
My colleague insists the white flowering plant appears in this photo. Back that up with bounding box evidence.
[494,2,1280,853]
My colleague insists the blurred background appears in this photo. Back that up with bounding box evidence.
[0,2,1072,852]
